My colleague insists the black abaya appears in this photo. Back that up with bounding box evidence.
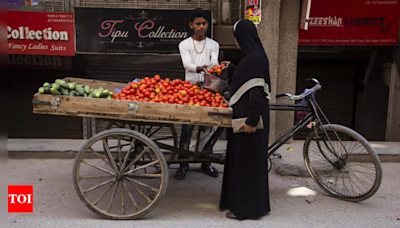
[219,19,271,219]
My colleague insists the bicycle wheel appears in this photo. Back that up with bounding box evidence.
[304,124,382,201]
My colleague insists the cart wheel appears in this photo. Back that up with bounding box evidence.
[304,124,382,202]
[73,128,168,220]
[106,121,178,161]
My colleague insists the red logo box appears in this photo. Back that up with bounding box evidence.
[8,185,33,213]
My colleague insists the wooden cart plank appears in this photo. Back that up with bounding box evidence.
[64,77,127,92]
[33,78,233,127]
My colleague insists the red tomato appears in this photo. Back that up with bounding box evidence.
[206,104,211,107]
[182,97,189,102]
[220,63,225,68]
[223,103,229,108]
[208,69,214,74]
[154,75,161,81]
[178,100,184,105]
[165,78,171,83]
[151,79,157,84]
[199,91,205,95]
[188,91,194,96]
[168,90,174,95]
[170,82,176,86]
[168,99,175,104]
[140,79,146,84]
[144,91,150,97]
[198,95,204,101]
[143,97,149,102]
[174,89,179,93]
[162,96,168,102]
[163,82,169,87]
[194,99,199,103]
[162,89,168,94]
[205,97,211,102]
[180,90,187,96]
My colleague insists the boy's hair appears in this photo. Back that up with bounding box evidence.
[190,8,209,22]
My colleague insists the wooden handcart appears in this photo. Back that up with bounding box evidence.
[32,77,383,220]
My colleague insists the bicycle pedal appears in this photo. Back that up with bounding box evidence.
[270,153,282,159]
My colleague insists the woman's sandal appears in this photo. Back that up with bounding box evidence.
[226,212,238,220]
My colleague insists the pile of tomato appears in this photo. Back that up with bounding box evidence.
[112,75,229,108]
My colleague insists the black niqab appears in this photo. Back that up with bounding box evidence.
[230,19,271,98]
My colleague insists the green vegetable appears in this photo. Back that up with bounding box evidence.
[55,79,68,89]
[103,90,109,96]
[52,83,60,91]
[69,91,79,96]
[109,92,114,96]
[60,87,69,96]
[44,87,50,94]
[76,86,85,96]
[90,89,94,93]
[84,86,90,94]
[95,91,102,98]
[43,82,50,88]
[84,93,88,97]
[50,88,61,95]
[98,87,104,95]
[38,87,45,94]
[106,95,112,99]
[68,82,77,90]
[88,93,94,98]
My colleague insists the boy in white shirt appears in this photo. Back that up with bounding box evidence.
[175,8,220,180]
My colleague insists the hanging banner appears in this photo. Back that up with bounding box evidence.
[245,0,261,24]
[298,0,400,45]
[75,8,213,55]
[7,11,75,56]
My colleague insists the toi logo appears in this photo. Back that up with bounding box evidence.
[8,185,33,213]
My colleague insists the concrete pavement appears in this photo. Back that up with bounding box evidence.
[7,159,400,228]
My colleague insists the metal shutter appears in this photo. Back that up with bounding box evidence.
[294,64,357,140]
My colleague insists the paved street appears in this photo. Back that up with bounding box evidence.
[7,159,400,228]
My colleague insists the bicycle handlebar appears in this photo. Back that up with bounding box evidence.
[276,78,321,100]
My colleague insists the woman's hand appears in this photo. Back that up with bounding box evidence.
[221,61,231,70]
[238,123,256,133]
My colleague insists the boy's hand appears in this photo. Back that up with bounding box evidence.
[196,65,209,73]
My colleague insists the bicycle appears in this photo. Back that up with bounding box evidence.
[268,78,382,201]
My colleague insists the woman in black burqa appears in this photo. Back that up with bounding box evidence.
[219,19,271,220]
